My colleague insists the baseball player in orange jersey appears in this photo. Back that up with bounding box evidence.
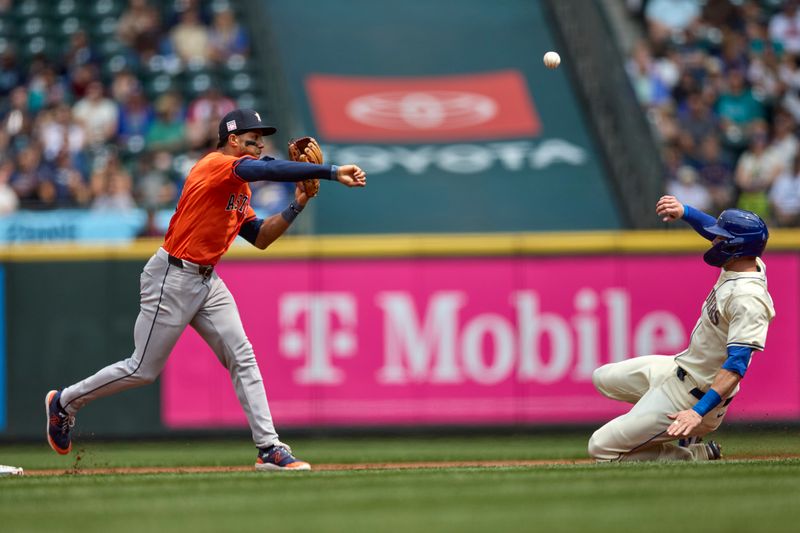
[588,195,774,462]
[45,109,366,471]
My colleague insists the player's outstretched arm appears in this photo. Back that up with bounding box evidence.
[335,165,367,187]
[655,195,717,241]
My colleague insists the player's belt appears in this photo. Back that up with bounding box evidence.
[676,367,733,407]
[168,254,214,278]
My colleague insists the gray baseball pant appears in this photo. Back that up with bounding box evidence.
[59,248,279,448]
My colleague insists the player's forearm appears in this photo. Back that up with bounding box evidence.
[235,158,339,183]
[709,368,742,399]
[254,200,306,249]
[254,214,291,249]
[682,204,718,241]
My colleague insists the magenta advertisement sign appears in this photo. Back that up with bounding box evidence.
[162,254,799,428]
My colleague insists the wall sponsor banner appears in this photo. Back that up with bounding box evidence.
[307,71,541,142]
[162,254,800,428]
[0,210,147,243]
[263,0,622,232]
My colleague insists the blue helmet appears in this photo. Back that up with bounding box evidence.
[703,209,769,267]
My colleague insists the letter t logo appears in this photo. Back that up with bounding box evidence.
[279,293,357,384]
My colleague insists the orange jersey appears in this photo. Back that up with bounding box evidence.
[163,151,258,265]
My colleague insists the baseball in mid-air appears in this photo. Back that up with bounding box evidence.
[543,51,561,69]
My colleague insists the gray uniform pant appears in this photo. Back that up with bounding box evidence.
[60,248,279,449]
[588,355,730,461]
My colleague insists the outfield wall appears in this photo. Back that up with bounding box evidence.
[2,231,799,438]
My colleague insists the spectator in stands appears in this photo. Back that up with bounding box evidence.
[768,0,800,56]
[627,41,671,107]
[678,91,719,155]
[662,143,689,183]
[146,92,186,152]
[68,64,101,102]
[64,30,97,72]
[747,42,782,104]
[111,70,142,105]
[117,0,162,57]
[209,8,249,63]
[118,89,154,151]
[2,86,34,144]
[27,65,68,114]
[37,104,87,163]
[695,134,734,213]
[73,81,119,147]
[9,143,52,207]
[134,150,178,209]
[766,110,799,175]
[0,157,19,216]
[667,165,712,212]
[769,151,800,227]
[170,8,211,65]
[91,166,135,211]
[0,49,23,97]
[645,0,701,44]
[734,121,781,220]
[716,67,765,149]
[38,150,90,208]
[186,87,235,149]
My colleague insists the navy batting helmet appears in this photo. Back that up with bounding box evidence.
[703,209,769,267]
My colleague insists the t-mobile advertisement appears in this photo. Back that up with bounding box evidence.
[162,254,800,428]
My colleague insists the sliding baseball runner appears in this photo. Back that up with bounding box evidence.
[588,196,774,461]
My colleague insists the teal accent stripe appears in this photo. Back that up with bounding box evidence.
[0,266,5,431]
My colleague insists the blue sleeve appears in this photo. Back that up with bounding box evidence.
[233,156,339,183]
[238,217,263,245]
[681,204,718,241]
[721,345,753,378]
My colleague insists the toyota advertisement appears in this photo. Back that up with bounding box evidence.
[264,0,622,233]
[161,254,800,428]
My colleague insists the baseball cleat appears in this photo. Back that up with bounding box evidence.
[45,390,74,455]
[255,442,311,471]
[705,440,723,461]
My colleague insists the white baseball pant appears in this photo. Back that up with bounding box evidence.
[589,355,731,461]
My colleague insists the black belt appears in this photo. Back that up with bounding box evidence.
[676,367,733,406]
[168,254,214,278]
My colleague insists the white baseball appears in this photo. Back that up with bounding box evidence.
[543,51,561,69]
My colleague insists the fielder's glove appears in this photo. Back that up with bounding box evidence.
[288,136,323,197]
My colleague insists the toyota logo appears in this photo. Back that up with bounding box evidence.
[346,91,498,130]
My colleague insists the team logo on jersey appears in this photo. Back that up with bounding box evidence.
[226,193,249,213]
[705,289,720,326]
[226,120,237,132]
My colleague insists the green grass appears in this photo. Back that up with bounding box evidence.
[1,428,799,533]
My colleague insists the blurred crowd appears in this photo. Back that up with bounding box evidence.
[0,0,288,228]
[626,0,800,227]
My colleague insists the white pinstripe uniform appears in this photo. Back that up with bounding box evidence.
[589,258,775,461]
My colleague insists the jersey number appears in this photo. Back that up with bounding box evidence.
[226,193,249,213]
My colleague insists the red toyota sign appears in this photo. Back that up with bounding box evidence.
[305,71,542,142]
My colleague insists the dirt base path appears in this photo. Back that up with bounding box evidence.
[17,455,800,477]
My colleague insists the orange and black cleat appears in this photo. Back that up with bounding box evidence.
[45,390,74,455]
[255,442,311,471]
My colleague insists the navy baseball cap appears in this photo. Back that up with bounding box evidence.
[218,108,277,142]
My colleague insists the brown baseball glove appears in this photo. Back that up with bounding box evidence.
[288,136,323,197]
